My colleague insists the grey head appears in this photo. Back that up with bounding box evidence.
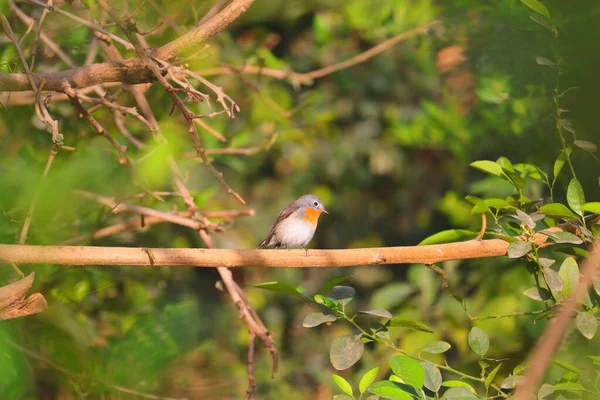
[295,194,328,213]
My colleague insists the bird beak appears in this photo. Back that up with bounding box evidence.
[322,209,329,214]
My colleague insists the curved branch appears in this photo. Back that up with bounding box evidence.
[0,239,510,267]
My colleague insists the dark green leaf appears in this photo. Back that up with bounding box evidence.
[330,335,364,370]
[389,317,435,333]
[468,327,489,357]
[358,309,393,319]
[567,178,586,217]
[422,340,451,354]
[332,374,354,397]
[574,140,597,153]
[418,229,477,245]
[359,367,379,395]
[323,276,352,293]
[553,149,570,184]
[538,203,579,219]
[331,286,355,306]
[302,312,337,328]
[575,312,598,339]
[470,160,505,177]
[542,267,564,291]
[540,230,583,244]
[582,202,600,214]
[485,363,502,390]
[507,241,532,258]
[421,362,442,392]
[389,356,425,389]
[253,281,306,297]
[367,381,412,400]
[523,287,551,301]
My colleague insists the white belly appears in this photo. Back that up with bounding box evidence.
[274,216,317,247]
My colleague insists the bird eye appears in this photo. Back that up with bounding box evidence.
[313,201,319,206]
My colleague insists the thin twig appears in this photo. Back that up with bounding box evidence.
[245,333,257,400]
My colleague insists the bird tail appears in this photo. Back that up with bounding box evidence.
[257,238,269,249]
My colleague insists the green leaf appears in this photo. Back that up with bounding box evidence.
[359,367,379,395]
[331,286,356,306]
[333,395,354,400]
[559,257,579,297]
[330,335,365,370]
[523,287,551,301]
[552,359,582,375]
[303,312,337,328]
[332,374,354,397]
[422,340,451,354]
[254,281,305,297]
[358,309,393,319]
[314,294,340,309]
[389,317,435,333]
[542,267,564,292]
[575,312,598,339]
[540,230,583,244]
[484,198,515,210]
[323,276,352,293]
[515,209,536,229]
[593,275,600,296]
[567,178,586,217]
[465,195,490,214]
[538,203,579,219]
[421,362,442,393]
[367,381,412,400]
[501,375,524,389]
[507,241,532,258]
[442,381,476,391]
[582,202,600,214]
[553,149,570,184]
[485,363,502,390]
[470,160,505,177]
[389,356,425,389]
[520,0,550,19]
[442,387,477,398]
[552,382,586,392]
[418,229,477,245]
[536,56,556,66]
[468,327,489,357]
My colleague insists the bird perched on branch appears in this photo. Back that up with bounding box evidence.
[257,194,328,253]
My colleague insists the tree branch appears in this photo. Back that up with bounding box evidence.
[1,239,514,267]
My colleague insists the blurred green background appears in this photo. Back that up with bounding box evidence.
[1,0,600,398]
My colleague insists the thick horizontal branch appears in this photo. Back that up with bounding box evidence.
[0,239,509,267]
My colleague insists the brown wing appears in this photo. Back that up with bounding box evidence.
[257,202,298,248]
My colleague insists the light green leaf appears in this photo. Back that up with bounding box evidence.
[567,178,586,217]
[582,202,600,214]
[468,327,489,357]
[418,229,477,245]
[333,395,354,400]
[538,203,579,219]
[559,257,579,297]
[501,375,524,389]
[552,359,582,375]
[421,362,442,393]
[484,198,515,210]
[575,312,598,339]
[470,160,505,177]
[507,241,532,258]
[542,267,564,292]
[443,387,477,398]
[540,230,583,244]
[359,367,379,395]
[520,0,550,19]
[553,148,570,185]
[422,340,451,354]
[389,356,425,389]
[442,381,476,391]
[302,312,337,328]
[330,335,364,370]
[552,382,586,392]
[465,195,490,214]
[332,374,354,397]
[389,317,434,333]
[367,381,412,400]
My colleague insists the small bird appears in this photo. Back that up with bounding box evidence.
[257,194,328,253]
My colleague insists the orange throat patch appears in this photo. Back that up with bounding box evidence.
[304,207,324,225]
